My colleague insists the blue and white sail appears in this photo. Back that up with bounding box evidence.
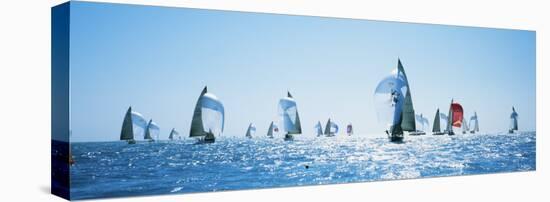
[374,68,408,135]
[189,86,225,140]
[278,92,302,135]
[120,106,148,141]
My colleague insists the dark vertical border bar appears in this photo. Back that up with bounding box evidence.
[51,2,71,200]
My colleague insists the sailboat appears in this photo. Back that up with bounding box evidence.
[462,115,470,134]
[509,107,519,133]
[267,121,279,138]
[323,118,339,137]
[168,128,180,140]
[432,108,445,135]
[444,99,463,136]
[411,113,428,135]
[279,91,302,141]
[374,59,416,142]
[469,112,479,134]
[346,123,353,136]
[315,121,323,137]
[245,123,256,138]
[120,106,148,144]
[189,86,225,143]
[144,119,159,142]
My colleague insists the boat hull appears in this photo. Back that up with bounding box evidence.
[389,135,404,142]
[409,131,426,136]
[284,134,294,141]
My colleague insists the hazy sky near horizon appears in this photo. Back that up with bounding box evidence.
[68,2,536,142]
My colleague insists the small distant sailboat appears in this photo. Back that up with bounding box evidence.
[168,128,180,140]
[245,123,256,138]
[315,121,323,137]
[469,112,479,134]
[267,121,279,138]
[444,99,463,136]
[411,113,429,135]
[432,108,445,135]
[120,106,148,144]
[323,118,339,137]
[462,115,470,134]
[346,123,353,136]
[189,86,225,143]
[374,59,416,142]
[509,107,519,133]
[279,91,302,141]
[144,119,159,142]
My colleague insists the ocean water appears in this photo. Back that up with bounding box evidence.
[71,132,535,200]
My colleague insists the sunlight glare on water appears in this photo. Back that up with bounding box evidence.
[71,132,535,200]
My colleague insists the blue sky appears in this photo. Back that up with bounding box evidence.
[68,2,536,142]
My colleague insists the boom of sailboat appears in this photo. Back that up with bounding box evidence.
[117,59,520,144]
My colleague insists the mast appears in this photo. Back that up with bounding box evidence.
[432,108,440,132]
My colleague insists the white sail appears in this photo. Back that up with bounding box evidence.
[374,72,408,132]
[462,116,470,132]
[169,128,179,140]
[329,122,339,134]
[439,113,448,130]
[278,92,302,135]
[190,86,225,138]
[415,113,429,132]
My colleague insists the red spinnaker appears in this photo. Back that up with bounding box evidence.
[451,103,464,127]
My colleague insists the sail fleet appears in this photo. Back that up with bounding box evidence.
[119,59,520,144]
